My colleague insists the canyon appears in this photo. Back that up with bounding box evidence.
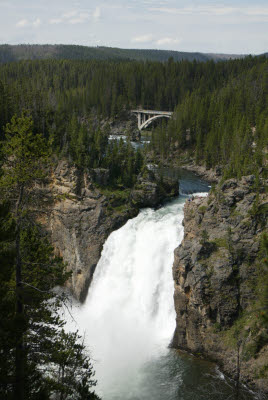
[46,160,178,301]
[44,159,267,395]
[172,174,268,393]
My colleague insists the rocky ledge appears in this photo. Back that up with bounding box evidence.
[131,169,179,208]
[172,175,268,394]
[181,163,221,183]
[46,160,178,302]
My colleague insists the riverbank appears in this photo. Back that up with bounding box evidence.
[180,162,221,184]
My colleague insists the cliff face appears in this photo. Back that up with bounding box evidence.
[47,161,178,302]
[172,175,268,392]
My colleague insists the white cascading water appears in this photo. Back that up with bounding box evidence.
[66,193,207,399]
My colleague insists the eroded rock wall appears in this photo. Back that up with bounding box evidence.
[172,175,268,393]
[47,160,178,302]
[48,161,134,302]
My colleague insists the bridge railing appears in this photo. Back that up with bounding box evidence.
[131,109,173,116]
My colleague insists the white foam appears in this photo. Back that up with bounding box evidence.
[66,197,187,398]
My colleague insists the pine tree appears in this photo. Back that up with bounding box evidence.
[0,112,100,400]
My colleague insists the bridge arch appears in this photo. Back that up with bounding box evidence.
[131,109,173,131]
[139,114,171,130]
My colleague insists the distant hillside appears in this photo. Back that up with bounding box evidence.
[0,44,245,63]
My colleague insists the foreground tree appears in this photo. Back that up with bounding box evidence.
[0,112,100,399]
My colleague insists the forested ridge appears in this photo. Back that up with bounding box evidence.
[149,56,268,179]
[0,55,267,179]
[0,54,267,399]
[0,44,244,64]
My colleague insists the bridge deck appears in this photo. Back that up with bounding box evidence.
[131,109,173,116]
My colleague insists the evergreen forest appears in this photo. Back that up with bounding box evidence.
[0,54,267,399]
[0,44,242,64]
[0,55,267,180]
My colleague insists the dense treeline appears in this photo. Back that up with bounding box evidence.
[1,56,267,182]
[149,57,268,178]
[0,50,267,399]
[0,44,241,64]
[0,114,100,399]
[1,56,264,120]
[66,115,144,187]
[0,56,267,180]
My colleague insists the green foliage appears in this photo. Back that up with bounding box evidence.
[1,55,267,183]
[257,233,268,327]
[57,113,144,188]
[42,329,99,400]
[198,205,207,214]
[212,322,222,333]
[200,229,209,245]
[224,313,249,348]
[147,57,268,179]
[0,216,100,399]
[224,232,268,366]
[100,187,131,213]
[0,46,267,398]
[101,138,144,188]
[249,196,268,227]
[0,111,49,189]
[0,44,226,64]
[0,114,100,399]
[212,237,229,249]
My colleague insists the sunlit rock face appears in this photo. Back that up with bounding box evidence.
[47,160,178,302]
[47,160,134,302]
[172,176,268,393]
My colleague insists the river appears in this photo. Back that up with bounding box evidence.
[65,170,255,400]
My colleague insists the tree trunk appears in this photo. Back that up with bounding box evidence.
[235,340,241,400]
[15,184,25,400]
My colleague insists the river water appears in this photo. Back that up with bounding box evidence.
[66,170,255,400]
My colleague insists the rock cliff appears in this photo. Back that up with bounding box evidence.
[47,160,178,302]
[172,175,268,393]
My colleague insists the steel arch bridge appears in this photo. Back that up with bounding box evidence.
[131,109,173,130]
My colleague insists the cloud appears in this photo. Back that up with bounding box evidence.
[62,10,78,19]
[149,5,268,18]
[16,19,29,28]
[33,18,41,28]
[80,12,91,19]
[49,18,62,25]
[148,6,237,16]
[155,37,181,45]
[244,7,268,16]
[69,17,85,24]
[132,34,181,46]
[49,10,91,25]
[93,6,101,21]
[132,34,153,43]
[16,17,41,28]
[149,7,190,15]
[69,12,91,24]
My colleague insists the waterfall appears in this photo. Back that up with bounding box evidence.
[66,192,208,399]
[64,175,257,400]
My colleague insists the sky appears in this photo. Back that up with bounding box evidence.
[0,0,267,54]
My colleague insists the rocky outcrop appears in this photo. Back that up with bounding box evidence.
[98,111,140,141]
[131,170,179,208]
[46,160,177,302]
[109,113,140,141]
[172,175,268,393]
